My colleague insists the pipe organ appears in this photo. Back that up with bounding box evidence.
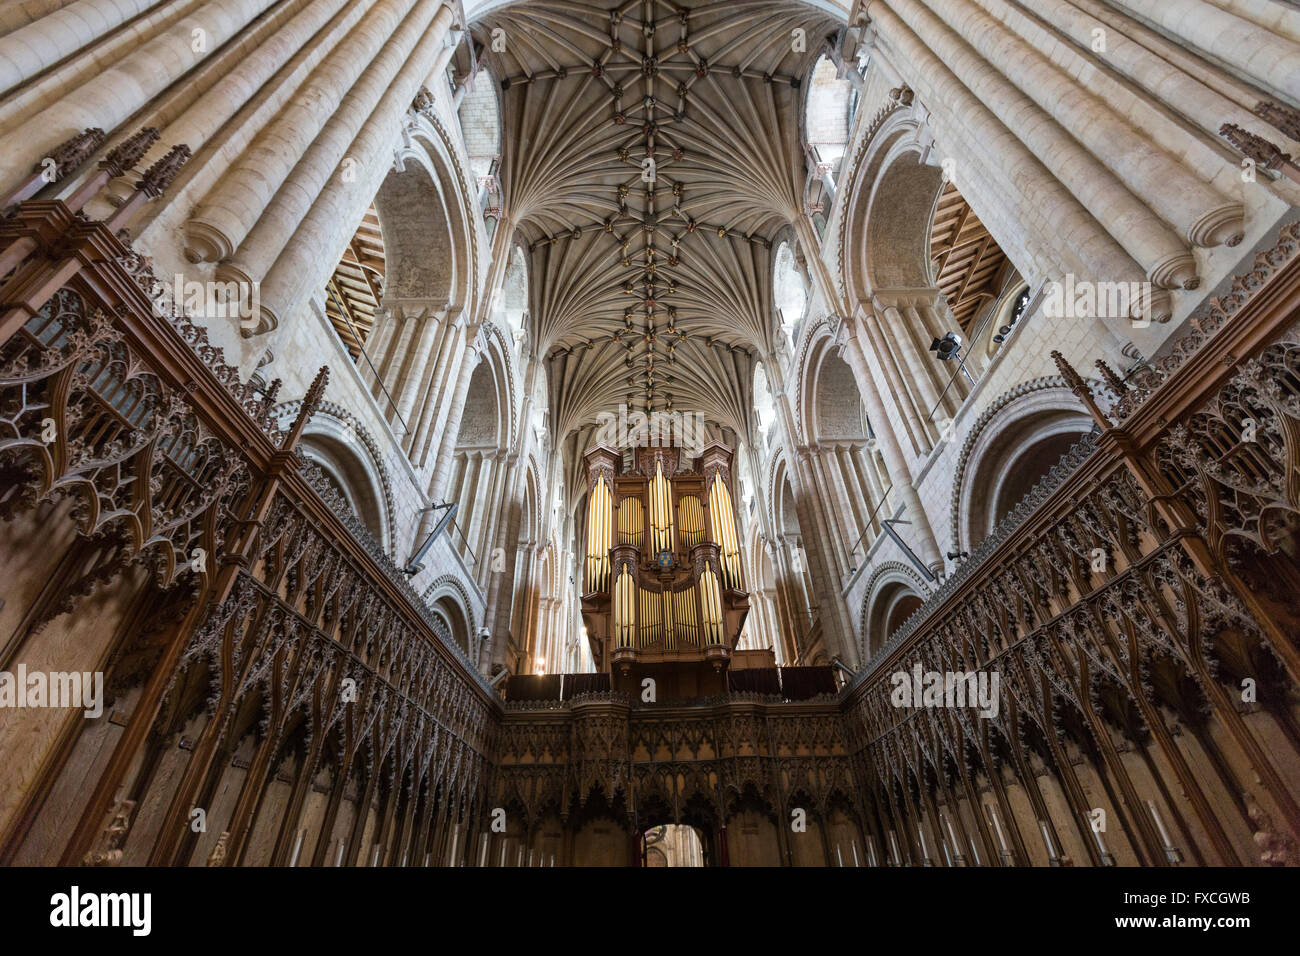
[581,442,750,697]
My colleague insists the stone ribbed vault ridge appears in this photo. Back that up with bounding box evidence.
[472,0,842,440]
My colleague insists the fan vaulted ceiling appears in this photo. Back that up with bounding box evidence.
[469,0,843,445]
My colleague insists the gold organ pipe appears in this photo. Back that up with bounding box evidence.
[586,475,612,591]
[678,495,705,548]
[708,472,744,590]
[649,459,673,555]
[618,497,645,549]
[614,565,636,647]
[674,586,699,646]
[639,587,663,648]
[700,566,723,644]
[662,590,674,650]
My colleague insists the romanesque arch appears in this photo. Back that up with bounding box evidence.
[951,380,1096,550]
[859,561,931,661]
[293,407,394,552]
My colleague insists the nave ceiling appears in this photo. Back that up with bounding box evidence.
[468,0,844,446]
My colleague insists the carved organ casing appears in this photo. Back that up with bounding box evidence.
[580,441,749,697]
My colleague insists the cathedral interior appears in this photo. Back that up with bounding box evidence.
[1,0,1300,873]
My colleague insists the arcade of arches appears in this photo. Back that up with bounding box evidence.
[1,0,1300,869]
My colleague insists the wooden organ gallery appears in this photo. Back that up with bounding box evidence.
[580,442,754,697]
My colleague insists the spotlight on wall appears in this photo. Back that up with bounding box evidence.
[946,550,969,562]
[929,331,962,361]
[929,331,974,384]
[992,324,1013,344]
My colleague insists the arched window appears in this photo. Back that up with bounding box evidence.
[323,205,384,360]
[862,575,926,660]
[805,55,854,177]
[500,244,529,346]
[457,69,502,185]
[298,429,389,549]
[772,242,806,347]
[984,282,1031,359]
[753,361,777,448]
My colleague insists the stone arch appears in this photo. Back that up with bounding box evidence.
[480,321,520,448]
[839,109,939,303]
[751,359,777,452]
[424,575,478,657]
[787,313,832,442]
[859,562,930,661]
[499,242,529,345]
[772,239,807,346]
[456,354,506,452]
[372,155,456,308]
[804,53,854,175]
[457,65,502,185]
[865,148,945,291]
[522,459,542,545]
[765,450,797,543]
[289,406,394,551]
[951,380,1095,551]
[801,335,868,444]
[409,115,480,314]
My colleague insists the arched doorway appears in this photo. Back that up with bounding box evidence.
[641,824,705,867]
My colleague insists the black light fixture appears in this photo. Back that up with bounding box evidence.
[929,331,963,360]
[930,331,974,383]
[946,550,969,562]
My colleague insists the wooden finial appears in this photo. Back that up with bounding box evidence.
[1220,123,1291,171]
[1053,351,1108,430]
[41,128,106,180]
[280,367,330,452]
[137,144,191,198]
[1094,359,1127,394]
[100,127,161,178]
[1254,100,1300,143]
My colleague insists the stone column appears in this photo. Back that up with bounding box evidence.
[928,0,1242,249]
[0,0,279,188]
[836,444,873,560]
[428,333,481,504]
[412,313,466,467]
[1110,0,1300,102]
[134,0,357,200]
[221,0,447,284]
[393,307,445,426]
[0,0,164,95]
[861,0,1157,305]
[452,452,476,558]
[854,444,888,537]
[838,316,943,574]
[251,6,457,330]
[184,0,423,262]
[858,306,930,459]
[765,353,858,661]
[879,301,941,445]
[876,0,1198,289]
[807,447,849,580]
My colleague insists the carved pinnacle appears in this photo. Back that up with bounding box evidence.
[1094,359,1127,394]
[1219,123,1291,171]
[136,144,191,198]
[100,127,161,178]
[38,128,106,179]
[1254,100,1300,144]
